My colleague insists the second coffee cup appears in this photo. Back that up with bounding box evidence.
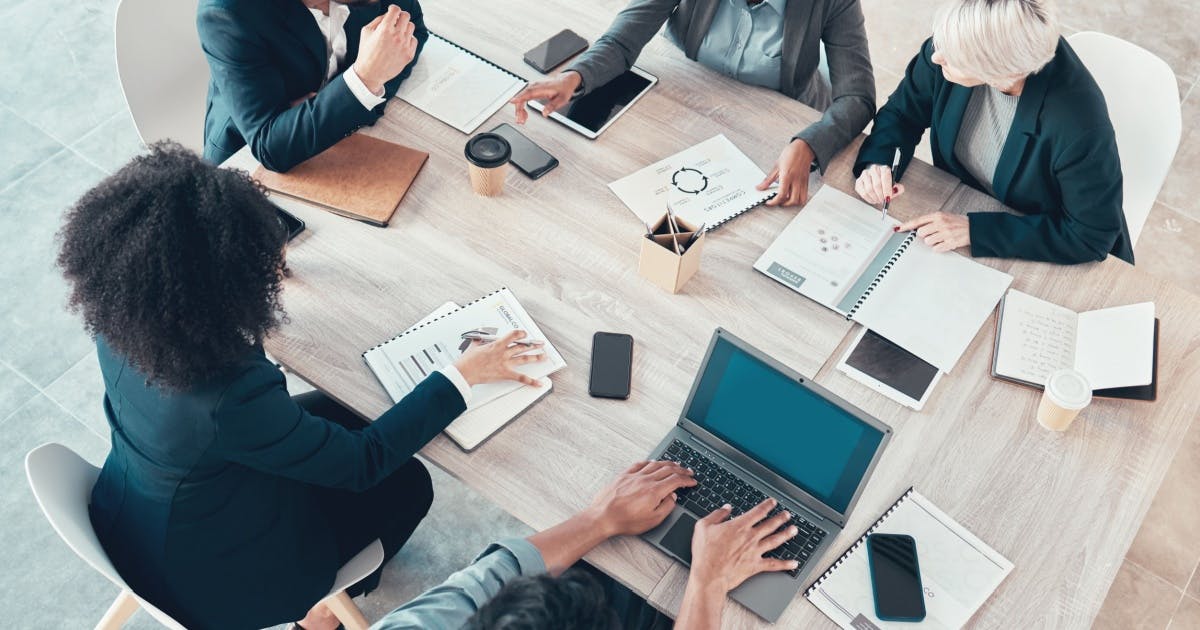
[465,133,511,197]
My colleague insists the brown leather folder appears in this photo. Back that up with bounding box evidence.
[254,134,428,227]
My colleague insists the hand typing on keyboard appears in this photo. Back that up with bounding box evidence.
[585,460,698,537]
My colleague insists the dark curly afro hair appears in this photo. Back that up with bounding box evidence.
[57,141,288,390]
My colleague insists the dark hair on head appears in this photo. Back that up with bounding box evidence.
[57,141,287,390]
[465,568,619,630]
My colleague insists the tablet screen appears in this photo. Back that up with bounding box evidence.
[844,330,939,401]
[556,70,653,133]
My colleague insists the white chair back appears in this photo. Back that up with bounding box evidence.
[114,0,209,154]
[25,443,188,630]
[1067,31,1181,249]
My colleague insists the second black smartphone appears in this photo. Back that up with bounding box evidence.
[589,332,633,399]
[523,29,588,74]
[489,123,559,179]
[866,533,926,622]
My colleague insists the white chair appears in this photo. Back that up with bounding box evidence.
[114,0,209,153]
[1067,31,1182,249]
[25,443,384,630]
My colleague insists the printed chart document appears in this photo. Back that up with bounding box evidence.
[386,301,554,451]
[806,489,1013,630]
[362,288,565,410]
[992,290,1155,390]
[754,187,1012,372]
[608,134,785,229]
[394,34,526,134]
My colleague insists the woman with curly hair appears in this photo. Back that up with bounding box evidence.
[58,142,542,630]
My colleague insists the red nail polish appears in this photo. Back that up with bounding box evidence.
[892,186,899,193]
[892,226,899,232]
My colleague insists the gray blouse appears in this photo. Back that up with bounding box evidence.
[953,86,1020,195]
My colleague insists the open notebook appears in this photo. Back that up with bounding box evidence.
[991,290,1158,399]
[754,187,1013,372]
[362,288,565,450]
[805,489,1013,629]
[394,33,526,134]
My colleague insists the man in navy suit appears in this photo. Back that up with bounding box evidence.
[198,0,428,172]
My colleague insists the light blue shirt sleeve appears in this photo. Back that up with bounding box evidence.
[370,538,547,630]
[682,0,787,91]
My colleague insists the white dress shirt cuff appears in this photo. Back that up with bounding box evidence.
[343,67,386,111]
[438,365,472,406]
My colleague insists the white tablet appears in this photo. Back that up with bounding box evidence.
[837,328,943,411]
[528,66,658,139]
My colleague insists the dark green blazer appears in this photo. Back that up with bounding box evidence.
[197,0,428,172]
[856,38,1133,265]
[88,338,464,629]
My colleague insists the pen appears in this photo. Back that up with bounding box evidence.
[682,222,706,250]
[664,203,682,255]
[882,148,901,222]
[460,332,543,346]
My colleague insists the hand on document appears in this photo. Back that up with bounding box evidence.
[758,139,817,207]
[898,212,971,253]
[454,329,546,387]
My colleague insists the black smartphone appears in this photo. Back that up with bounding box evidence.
[866,534,926,622]
[489,123,559,179]
[274,203,305,241]
[523,29,588,74]
[589,332,633,399]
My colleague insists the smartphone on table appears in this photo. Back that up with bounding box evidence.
[489,123,559,179]
[272,202,306,241]
[523,29,588,74]
[866,533,926,622]
[589,332,634,399]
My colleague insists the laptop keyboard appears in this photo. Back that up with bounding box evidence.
[659,439,827,578]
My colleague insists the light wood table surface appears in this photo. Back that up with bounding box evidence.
[225,1,1200,626]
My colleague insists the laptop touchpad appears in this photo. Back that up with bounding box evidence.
[661,513,696,563]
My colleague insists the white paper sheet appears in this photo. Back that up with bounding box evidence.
[608,134,780,229]
[393,35,525,134]
[851,240,1013,373]
[993,290,1079,385]
[363,288,565,409]
[1075,302,1155,390]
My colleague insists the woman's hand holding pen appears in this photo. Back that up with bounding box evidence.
[454,330,545,387]
[854,164,907,205]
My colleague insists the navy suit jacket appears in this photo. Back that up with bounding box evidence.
[88,338,464,629]
[197,0,428,172]
[856,38,1133,265]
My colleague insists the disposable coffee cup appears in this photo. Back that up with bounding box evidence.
[464,133,511,197]
[1037,369,1092,431]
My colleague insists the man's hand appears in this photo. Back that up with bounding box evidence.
[509,71,582,124]
[758,139,816,207]
[352,5,419,95]
[690,499,800,594]
[899,212,971,253]
[453,330,544,387]
[586,461,697,537]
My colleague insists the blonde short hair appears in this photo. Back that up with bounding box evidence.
[932,0,1060,86]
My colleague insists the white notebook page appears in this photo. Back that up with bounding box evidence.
[1075,302,1155,390]
[851,241,1012,372]
[393,35,524,133]
[993,290,1079,385]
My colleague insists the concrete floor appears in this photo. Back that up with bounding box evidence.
[0,0,1197,628]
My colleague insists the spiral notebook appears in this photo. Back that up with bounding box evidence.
[362,287,566,412]
[753,186,1012,372]
[609,134,785,230]
[805,488,1013,629]
[394,33,527,134]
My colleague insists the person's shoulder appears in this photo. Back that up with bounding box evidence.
[197,0,272,23]
[1039,39,1114,137]
[211,348,286,411]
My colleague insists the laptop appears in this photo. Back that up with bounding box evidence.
[642,328,892,622]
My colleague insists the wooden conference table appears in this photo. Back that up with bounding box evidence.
[225,1,1200,626]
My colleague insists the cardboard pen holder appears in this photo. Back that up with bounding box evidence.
[638,214,707,294]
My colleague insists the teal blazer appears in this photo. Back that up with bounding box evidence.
[88,338,464,629]
[856,38,1133,265]
[197,0,427,172]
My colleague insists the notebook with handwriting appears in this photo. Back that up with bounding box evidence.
[991,290,1157,399]
[805,488,1013,630]
[754,187,1013,372]
[254,134,426,227]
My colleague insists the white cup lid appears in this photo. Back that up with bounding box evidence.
[1045,369,1092,410]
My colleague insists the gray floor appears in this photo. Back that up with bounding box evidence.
[0,0,528,627]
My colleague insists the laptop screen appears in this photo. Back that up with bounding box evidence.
[686,336,885,514]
